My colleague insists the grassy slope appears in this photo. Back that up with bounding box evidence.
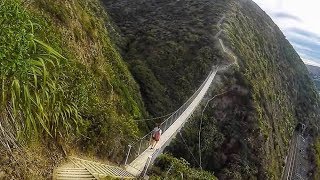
[0,0,147,179]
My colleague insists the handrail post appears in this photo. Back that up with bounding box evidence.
[179,108,183,116]
[142,155,152,177]
[174,111,178,120]
[165,120,169,131]
[138,140,142,155]
[171,114,176,124]
[170,114,174,125]
[124,144,132,165]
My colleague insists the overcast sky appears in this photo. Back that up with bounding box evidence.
[252,0,320,67]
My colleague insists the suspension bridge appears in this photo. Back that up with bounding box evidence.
[53,15,233,180]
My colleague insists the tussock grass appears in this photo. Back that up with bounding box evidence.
[0,0,81,151]
[0,0,147,166]
[28,0,147,161]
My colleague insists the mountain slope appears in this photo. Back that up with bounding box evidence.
[103,0,320,179]
[1,0,319,179]
[0,0,148,179]
[306,64,320,93]
[102,0,229,117]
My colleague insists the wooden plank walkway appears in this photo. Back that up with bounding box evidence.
[53,14,230,180]
[53,157,135,180]
[124,14,236,177]
[125,69,218,176]
[54,168,95,180]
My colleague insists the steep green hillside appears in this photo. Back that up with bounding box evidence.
[310,138,320,179]
[306,64,320,93]
[102,0,229,117]
[223,1,319,177]
[103,0,320,179]
[1,0,319,179]
[0,0,147,178]
[170,1,320,179]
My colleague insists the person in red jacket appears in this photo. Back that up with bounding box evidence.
[150,123,162,149]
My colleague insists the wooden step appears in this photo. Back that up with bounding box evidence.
[54,157,135,180]
[56,174,94,178]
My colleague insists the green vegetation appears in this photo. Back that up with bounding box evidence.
[103,0,228,117]
[1,0,319,179]
[167,82,259,179]
[305,64,320,93]
[0,0,80,145]
[223,1,320,178]
[313,80,320,92]
[27,0,149,159]
[104,0,320,179]
[0,0,148,178]
[310,138,320,179]
[149,154,217,180]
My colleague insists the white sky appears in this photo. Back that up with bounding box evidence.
[253,0,320,67]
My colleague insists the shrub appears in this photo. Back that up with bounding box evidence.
[149,154,217,180]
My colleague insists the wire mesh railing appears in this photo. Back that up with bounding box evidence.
[123,67,217,167]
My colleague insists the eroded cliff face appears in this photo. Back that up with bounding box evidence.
[103,0,320,179]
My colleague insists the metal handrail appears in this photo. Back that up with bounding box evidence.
[123,67,216,165]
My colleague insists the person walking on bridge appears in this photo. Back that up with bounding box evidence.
[150,123,162,149]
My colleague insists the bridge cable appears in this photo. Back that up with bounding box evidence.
[164,163,174,180]
[133,112,175,122]
[198,90,232,170]
[179,132,201,167]
[134,67,216,138]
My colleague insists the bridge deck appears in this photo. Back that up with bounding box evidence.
[53,15,229,179]
[53,157,135,180]
[125,69,218,176]
[125,14,233,177]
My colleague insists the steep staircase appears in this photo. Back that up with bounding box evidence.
[54,168,94,180]
[53,157,134,180]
